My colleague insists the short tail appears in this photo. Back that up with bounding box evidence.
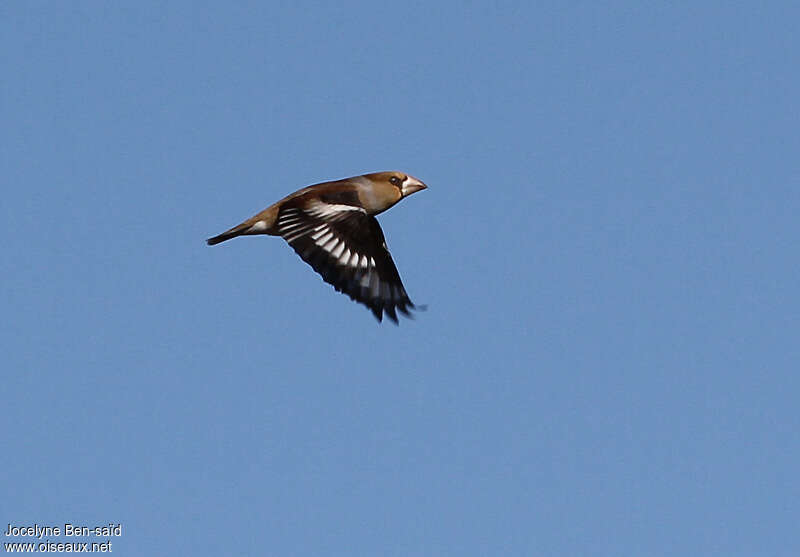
[206,223,252,245]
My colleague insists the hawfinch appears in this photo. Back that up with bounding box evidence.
[207,171,427,323]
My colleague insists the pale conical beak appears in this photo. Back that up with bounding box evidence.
[401,176,427,197]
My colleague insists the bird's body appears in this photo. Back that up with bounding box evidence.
[207,171,427,323]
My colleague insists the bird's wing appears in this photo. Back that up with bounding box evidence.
[277,199,415,322]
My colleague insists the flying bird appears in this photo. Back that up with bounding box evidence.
[207,171,427,323]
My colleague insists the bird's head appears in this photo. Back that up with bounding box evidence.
[386,171,427,198]
[358,171,427,214]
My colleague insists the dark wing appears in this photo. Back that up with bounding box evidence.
[276,200,416,323]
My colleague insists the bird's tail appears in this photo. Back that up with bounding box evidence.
[206,222,252,245]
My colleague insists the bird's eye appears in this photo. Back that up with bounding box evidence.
[390,176,402,186]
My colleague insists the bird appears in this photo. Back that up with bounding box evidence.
[207,171,427,323]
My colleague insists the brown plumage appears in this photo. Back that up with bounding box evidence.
[207,171,427,323]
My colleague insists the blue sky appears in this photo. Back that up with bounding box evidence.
[2,2,799,555]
